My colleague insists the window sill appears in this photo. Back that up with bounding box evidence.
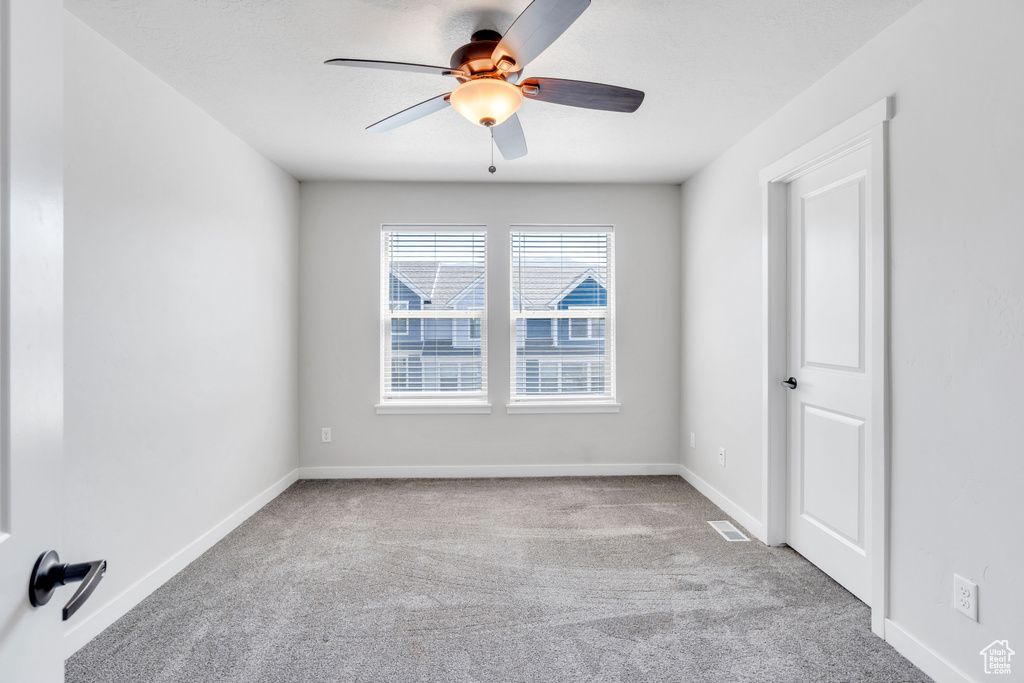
[376,402,492,415]
[505,402,621,414]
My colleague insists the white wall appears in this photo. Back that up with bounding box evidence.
[680,0,1023,680]
[63,14,300,653]
[300,182,680,474]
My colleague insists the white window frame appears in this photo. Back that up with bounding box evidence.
[377,225,490,414]
[507,226,619,414]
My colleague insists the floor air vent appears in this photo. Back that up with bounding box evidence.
[708,520,750,542]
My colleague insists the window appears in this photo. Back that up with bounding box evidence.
[568,313,605,341]
[453,317,482,347]
[510,229,615,408]
[380,228,487,408]
[438,361,482,391]
[391,356,409,389]
[391,301,410,336]
[524,318,555,344]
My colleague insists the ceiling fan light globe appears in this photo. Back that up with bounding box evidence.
[450,78,523,127]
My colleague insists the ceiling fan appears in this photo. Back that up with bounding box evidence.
[324,0,644,164]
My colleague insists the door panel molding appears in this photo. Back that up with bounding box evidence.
[800,176,866,372]
[760,97,891,636]
[799,403,866,548]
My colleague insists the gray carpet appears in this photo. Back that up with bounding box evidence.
[66,477,930,682]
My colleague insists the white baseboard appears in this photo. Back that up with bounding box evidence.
[884,619,974,683]
[677,463,765,543]
[63,469,300,658]
[298,463,681,479]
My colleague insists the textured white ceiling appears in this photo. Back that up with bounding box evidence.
[65,0,921,183]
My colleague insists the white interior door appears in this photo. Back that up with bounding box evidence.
[0,0,67,679]
[786,145,873,602]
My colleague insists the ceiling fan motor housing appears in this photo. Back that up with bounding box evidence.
[450,34,504,82]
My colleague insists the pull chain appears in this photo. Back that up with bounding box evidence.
[488,126,496,174]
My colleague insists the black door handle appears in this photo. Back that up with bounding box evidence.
[781,377,798,389]
[29,550,107,621]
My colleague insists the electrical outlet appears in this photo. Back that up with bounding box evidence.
[718,447,726,467]
[690,432,696,449]
[953,574,978,621]
[321,427,332,443]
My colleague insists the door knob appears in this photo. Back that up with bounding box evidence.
[781,377,798,389]
[29,550,107,621]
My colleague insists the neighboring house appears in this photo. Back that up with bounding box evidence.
[389,262,485,392]
[513,264,608,395]
[389,261,607,394]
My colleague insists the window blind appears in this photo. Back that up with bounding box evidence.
[510,229,614,402]
[381,228,487,402]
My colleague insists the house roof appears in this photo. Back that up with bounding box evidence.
[514,265,607,309]
[392,262,483,307]
[392,261,606,309]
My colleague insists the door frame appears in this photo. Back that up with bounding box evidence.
[759,97,891,636]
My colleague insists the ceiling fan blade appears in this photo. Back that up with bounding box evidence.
[492,114,528,160]
[366,94,451,132]
[520,77,644,112]
[325,58,466,78]
[491,0,590,73]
